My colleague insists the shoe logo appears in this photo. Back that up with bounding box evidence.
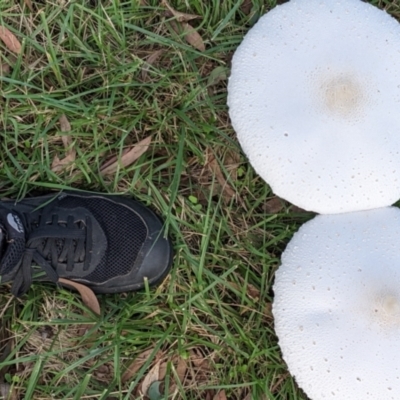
[7,213,24,233]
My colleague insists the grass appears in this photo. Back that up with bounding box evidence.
[0,0,395,399]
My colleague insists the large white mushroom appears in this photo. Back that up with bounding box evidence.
[228,0,400,214]
[273,207,400,399]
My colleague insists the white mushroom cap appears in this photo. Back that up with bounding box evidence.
[273,207,400,399]
[228,0,400,214]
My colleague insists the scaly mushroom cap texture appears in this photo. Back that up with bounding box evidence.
[228,0,400,214]
[273,207,400,399]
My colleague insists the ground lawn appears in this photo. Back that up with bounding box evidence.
[0,0,395,399]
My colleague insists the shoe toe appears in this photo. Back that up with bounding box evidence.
[136,230,173,286]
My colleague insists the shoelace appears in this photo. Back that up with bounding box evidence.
[11,206,91,297]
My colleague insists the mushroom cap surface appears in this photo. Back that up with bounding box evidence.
[228,0,400,214]
[273,207,400,399]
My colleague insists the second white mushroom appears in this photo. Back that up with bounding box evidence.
[273,207,400,400]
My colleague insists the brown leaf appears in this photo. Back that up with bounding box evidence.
[121,348,154,384]
[263,197,284,214]
[52,115,76,172]
[223,150,240,180]
[162,0,200,22]
[99,148,130,171]
[168,383,177,395]
[158,356,188,394]
[158,360,168,381]
[182,22,205,51]
[93,362,114,383]
[58,278,100,315]
[141,50,164,81]
[59,114,71,132]
[0,27,21,54]
[0,383,17,400]
[190,349,210,369]
[175,357,187,384]
[240,0,253,15]
[246,284,260,300]
[207,154,236,204]
[51,152,76,172]
[189,349,211,383]
[263,302,273,320]
[24,0,34,12]
[0,63,10,76]
[213,390,227,400]
[100,135,152,175]
[228,281,260,301]
[205,391,214,400]
[271,373,289,393]
[170,20,205,52]
[141,360,160,395]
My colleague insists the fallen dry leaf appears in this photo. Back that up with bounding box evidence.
[122,348,155,384]
[0,383,17,400]
[271,372,289,393]
[207,153,236,204]
[51,153,76,172]
[162,0,204,52]
[0,63,10,76]
[213,390,227,400]
[189,349,212,384]
[141,360,161,396]
[175,357,187,384]
[93,362,113,383]
[141,49,164,81]
[162,0,200,22]
[158,360,168,382]
[240,0,253,15]
[223,150,240,180]
[182,22,205,51]
[59,114,71,132]
[99,148,130,171]
[157,356,187,394]
[100,135,152,175]
[205,390,215,400]
[228,281,260,301]
[24,0,34,12]
[58,278,100,315]
[52,115,76,172]
[0,27,21,54]
[190,349,210,369]
[263,197,284,214]
[263,302,273,320]
[170,20,205,52]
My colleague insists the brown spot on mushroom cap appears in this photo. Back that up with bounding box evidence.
[318,73,365,118]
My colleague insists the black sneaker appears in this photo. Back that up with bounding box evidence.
[0,191,173,297]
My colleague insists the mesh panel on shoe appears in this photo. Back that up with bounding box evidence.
[1,236,26,275]
[59,196,148,282]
